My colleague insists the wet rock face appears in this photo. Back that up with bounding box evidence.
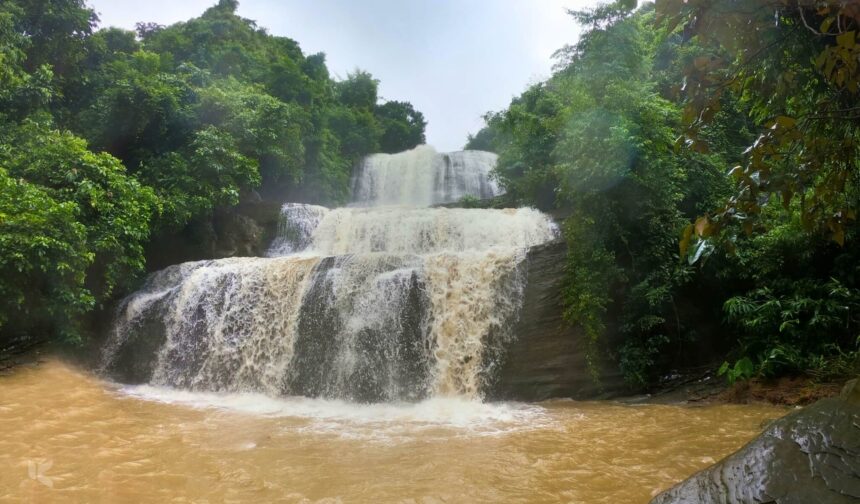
[651,380,860,504]
[144,201,282,272]
[487,239,628,401]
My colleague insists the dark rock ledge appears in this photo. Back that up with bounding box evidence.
[489,239,628,401]
[651,378,860,504]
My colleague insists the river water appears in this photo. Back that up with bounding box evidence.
[1,360,786,503]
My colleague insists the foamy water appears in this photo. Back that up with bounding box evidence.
[119,384,553,439]
[351,145,502,206]
[101,154,558,402]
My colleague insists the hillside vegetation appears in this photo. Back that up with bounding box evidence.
[469,0,860,387]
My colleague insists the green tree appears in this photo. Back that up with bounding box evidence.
[472,2,734,386]
[376,100,427,153]
[3,0,97,79]
[658,0,860,250]
[0,0,426,347]
[197,79,308,185]
[0,168,92,344]
[0,3,54,119]
[144,125,259,227]
[336,70,379,110]
[0,120,157,302]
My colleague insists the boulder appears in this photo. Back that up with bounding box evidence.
[651,379,860,504]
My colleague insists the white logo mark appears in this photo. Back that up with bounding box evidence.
[27,459,53,488]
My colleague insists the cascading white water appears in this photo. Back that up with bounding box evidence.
[351,145,503,206]
[307,206,552,256]
[102,146,556,402]
[267,203,329,256]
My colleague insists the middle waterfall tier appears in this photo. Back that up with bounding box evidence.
[269,206,556,257]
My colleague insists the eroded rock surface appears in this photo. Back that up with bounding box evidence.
[144,200,282,272]
[488,239,627,400]
[651,379,860,504]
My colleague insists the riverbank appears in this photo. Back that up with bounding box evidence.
[622,365,847,406]
[0,341,48,377]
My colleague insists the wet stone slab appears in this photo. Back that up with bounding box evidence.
[651,379,860,504]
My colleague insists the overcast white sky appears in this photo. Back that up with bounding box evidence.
[87,0,596,151]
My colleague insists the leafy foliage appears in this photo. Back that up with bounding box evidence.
[471,3,725,386]
[717,357,754,385]
[376,100,427,154]
[715,215,860,379]
[0,120,157,303]
[658,0,860,252]
[653,0,860,381]
[471,0,859,387]
[0,168,92,342]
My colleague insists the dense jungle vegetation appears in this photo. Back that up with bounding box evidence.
[469,0,860,387]
[0,0,425,345]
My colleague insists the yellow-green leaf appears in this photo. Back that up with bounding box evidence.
[694,216,710,237]
[833,227,845,246]
[679,224,693,257]
[775,116,796,129]
[836,30,856,49]
[815,50,827,69]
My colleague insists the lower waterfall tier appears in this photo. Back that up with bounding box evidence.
[101,249,528,402]
[101,202,570,402]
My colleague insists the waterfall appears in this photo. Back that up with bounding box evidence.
[351,145,502,206]
[102,146,556,402]
[307,206,553,256]
[267,203,329,256]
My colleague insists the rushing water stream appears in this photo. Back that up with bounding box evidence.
[1,146,790,502]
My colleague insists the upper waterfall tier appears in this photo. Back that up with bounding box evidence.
[351,145,502,207]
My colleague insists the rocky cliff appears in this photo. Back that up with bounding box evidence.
[488,239,628,400]
[144,199,282,273]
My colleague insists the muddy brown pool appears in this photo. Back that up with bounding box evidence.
[0,360,786,503]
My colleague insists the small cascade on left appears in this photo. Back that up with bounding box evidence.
[101,145,558,403]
